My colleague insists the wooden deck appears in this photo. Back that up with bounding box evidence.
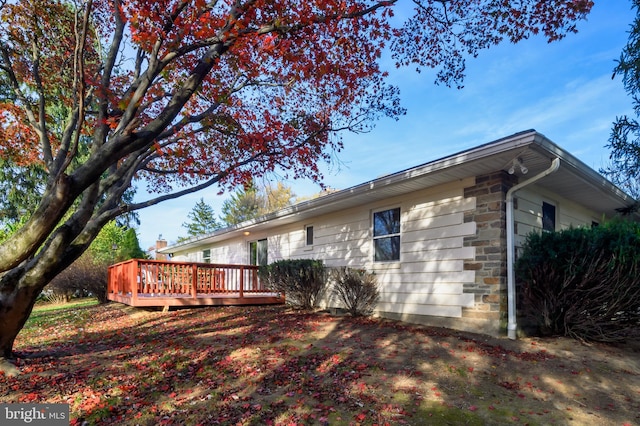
[107,259,284,308]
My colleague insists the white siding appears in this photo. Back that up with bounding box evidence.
[175,178,478,319]
[171,239,247,264]
[211,240,247,264]
[171,250,197,262]
[514,185,601,248]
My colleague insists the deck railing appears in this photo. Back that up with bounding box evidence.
[107,259,269,303]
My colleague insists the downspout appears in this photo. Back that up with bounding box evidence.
[506,157,560,339]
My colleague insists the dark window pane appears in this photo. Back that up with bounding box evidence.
[542,202,556,232]
[374,208,400,237]
[306,226,314,246]
[374,236,400,261]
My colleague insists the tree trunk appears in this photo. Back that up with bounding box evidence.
[0,234,79,369]
[0,273,41,368]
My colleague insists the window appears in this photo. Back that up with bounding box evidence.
[249,239,268,266]
[305,225,314,246]
[542,202,556,232]
[373,207,401,262]
[202,249,211,263]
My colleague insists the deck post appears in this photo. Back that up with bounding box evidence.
[192,264,198,299]
[107,266,112,296]
[239,266,244,298]
[131,260,138,304]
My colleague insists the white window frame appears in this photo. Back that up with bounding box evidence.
[372,207,401,262]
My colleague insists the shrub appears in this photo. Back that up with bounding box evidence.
[45,253,110,304]
[330,267,379,316]
[259,259,326,310]
[515,220,640,343]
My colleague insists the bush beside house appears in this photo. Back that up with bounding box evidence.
[259,260,380,316]
[330,267,379,316]
[259,259,327,310]
[515,220,640,343]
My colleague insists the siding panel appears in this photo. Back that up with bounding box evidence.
[378,292,475,307]
[379,282,464,294]
[373,271,475,286]
[403,222,476,242]
[375,302,463,318]
[401,247,475,263]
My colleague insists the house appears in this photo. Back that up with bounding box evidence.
[158,130,637,337]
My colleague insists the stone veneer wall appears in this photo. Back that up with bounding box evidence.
[462,171,518,334]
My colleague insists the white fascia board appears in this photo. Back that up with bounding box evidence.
[532,135,637,210]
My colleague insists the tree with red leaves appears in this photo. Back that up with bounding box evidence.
[0,0,592,371]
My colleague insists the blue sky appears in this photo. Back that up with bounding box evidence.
[136,1,636,251]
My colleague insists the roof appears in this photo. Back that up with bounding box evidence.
[161,130,637,253]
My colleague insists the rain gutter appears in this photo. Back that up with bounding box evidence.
[506,157,560,339]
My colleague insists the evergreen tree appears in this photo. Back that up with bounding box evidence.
[220,186,263,226]
[182,198,221,237]
[602,0,640,199]
[120,228,146,260]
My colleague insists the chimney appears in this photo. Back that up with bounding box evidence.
[155,235,168,260]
